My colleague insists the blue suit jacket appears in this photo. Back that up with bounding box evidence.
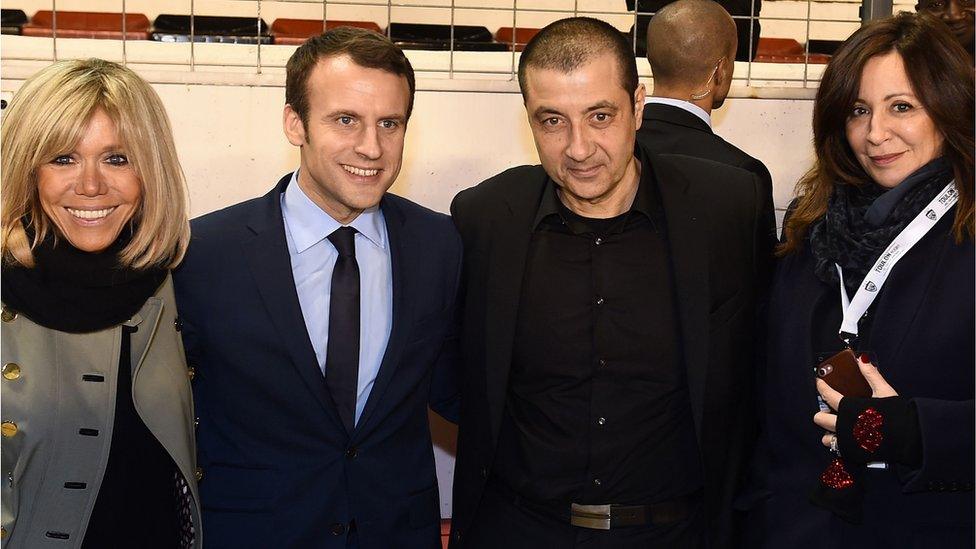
[174,174,462,549]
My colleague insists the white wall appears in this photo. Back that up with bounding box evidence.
[139,81,811,219]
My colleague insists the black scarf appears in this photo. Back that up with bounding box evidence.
[1,224,166,333]
[809,157,955,296]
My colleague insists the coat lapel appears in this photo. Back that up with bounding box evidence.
[127,294,163,376]
[485,174,547,444]
[243,174,343,428]
[353,196,410,438]
[653,155,710,440]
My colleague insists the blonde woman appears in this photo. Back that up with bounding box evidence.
[1,58,200,548]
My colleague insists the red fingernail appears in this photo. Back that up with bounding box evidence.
[859,353,870,363]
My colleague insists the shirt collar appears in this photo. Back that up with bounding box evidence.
[282,170,387,254]
[532,147,657,232]
[644,97,712,129]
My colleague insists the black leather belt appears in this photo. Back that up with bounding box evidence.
[490,480,700,530]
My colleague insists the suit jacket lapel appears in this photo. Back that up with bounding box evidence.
[485,173,547,444]
[353,196,409,438]
[653,155,710,440]
[243,174,344,428]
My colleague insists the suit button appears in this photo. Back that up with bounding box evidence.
[194,467,204,481]
[345,447,358,459]
[1,308,16,323]
[454,530,462,542]
[1,422,17,438]
[187,366,196,381]
[480,466,488,479]
[174,317,183,332]
[330,522,346,536]
[1,525,6,538]
[2,363,21,380]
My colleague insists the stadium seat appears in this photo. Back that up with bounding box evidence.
[755,37,830,64]
[494,27,540,51]
[389,23,507,51]
[21,10,150,40]
[271,19,383,45]
[1,9,27,35]
[151,14,271,44]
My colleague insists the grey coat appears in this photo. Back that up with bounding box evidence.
[0,276,202,548]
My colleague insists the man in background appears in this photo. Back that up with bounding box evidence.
[916,0,974,59]
[629,0,761,61]
[641,0,776,256]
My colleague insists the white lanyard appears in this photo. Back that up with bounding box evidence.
[836,181,958,344]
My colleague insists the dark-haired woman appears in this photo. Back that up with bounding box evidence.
[749,12,974,548]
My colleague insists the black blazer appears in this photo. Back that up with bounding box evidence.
[752,211,974,547]
[638,102,776,260]
[448,150,770,548]
[173,174,462,549]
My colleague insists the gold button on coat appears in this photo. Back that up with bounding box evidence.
[194,467,203,481]
[1,525,6,538]
[187,366,196,381]
[1,308,16,322]
[1,422,18,437]
[2,363,20,380]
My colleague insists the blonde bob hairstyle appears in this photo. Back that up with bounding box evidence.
[1,58,190,269]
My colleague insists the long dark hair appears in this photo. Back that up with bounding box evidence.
[780,12,974,254]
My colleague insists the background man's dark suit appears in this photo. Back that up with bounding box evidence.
[638,102,776,256]
[449,149,771,548]
[174,174,461,549]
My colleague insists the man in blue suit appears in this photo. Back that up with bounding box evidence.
[174,27,461,548]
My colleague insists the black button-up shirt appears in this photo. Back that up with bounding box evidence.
[492,157,702,506]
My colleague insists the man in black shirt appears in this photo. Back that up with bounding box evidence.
[449,17,771,549]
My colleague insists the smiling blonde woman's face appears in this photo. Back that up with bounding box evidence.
[37,108,142,252]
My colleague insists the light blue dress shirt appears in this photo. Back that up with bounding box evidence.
[280,170,393,426]
[644,97,712,129]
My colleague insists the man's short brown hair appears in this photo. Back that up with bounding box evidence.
[285,26,416,128]
[517,17,639,104]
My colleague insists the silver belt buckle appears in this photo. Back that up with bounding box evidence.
[570,503,611,530]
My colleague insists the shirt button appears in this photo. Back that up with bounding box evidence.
[595,297,604,306]
[1,308,16,322]
[597,417,606,426]
[593,478,602,486]
[2,363,21,380]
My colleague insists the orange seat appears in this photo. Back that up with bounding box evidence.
[22,10,150,40]
[495,26,540,51]
[271,18,382,45]
[755,37,831,64]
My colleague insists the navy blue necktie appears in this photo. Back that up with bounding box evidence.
[326,227,359,433]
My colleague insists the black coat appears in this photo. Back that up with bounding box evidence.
[750,210,975,547]
[637,102,776,260]
[174,174,462,549]
[448,149,771,548]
